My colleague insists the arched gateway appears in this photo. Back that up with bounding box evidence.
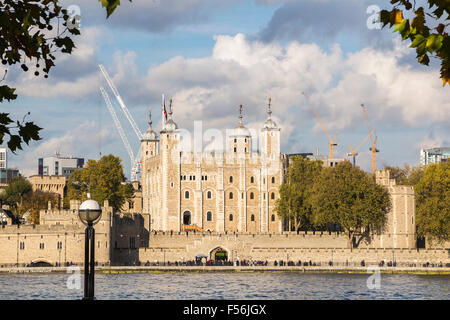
[209,246,228,261]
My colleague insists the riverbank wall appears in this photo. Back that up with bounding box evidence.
[1,265,449,275]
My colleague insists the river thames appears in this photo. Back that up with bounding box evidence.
[0,272,448,300]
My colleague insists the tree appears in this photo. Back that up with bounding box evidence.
[380,1,450,86]
[311,162,391,249]
[65,154,134,211]
[415,161,450,244]
[0,176,58,223]
[1,176,32,210]
[275,156,323,231]
[21,189,59,224]
[0,0,129,152]
[383,164,425,185]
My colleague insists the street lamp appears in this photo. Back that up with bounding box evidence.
[78,197,102,300]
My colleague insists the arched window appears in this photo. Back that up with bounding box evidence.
[271,192,275,200]
[250,192,254,200]
[229,192,233,199]
[229,214,233,221]
[184,191,190,199]
[251,214,255,221]
[207,191,212,199]
[271,177,275,184]
[207,211,213,222]
[271,214,275,222]
[183,211,191,225]
[250,176,254,183]
[229,176,233,183]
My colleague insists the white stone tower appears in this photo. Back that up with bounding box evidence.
[160,98,181,231]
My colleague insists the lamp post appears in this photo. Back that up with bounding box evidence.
[78,197,102,300]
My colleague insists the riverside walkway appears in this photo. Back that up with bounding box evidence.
[2,265,450,275]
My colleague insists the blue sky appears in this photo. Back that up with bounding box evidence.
[2,0,449,178]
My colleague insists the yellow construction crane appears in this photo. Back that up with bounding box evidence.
[303,92,338,159]
[361,104,379,173]
[348,129,375,166]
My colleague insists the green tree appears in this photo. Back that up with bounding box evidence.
[383,163,425,185]
[65,154,134,211]
[1,176,32,211]
[275,156,323,231]
[20,189,59,224]
[311,162,391,249]
[380,1,450,86]
[0,0,128,152]
[415,161,450,243]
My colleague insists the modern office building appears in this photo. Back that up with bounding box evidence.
[420,147,450,165]
[0,148,6,170]
[37,153,84,178]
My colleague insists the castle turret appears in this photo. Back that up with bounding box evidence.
[141,107,159,160]
[260,97,280,159]
[229,103,252,154]
[159,97,181,231]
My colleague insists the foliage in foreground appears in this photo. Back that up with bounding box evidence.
[0,0,129,152]
[380,0,450,86]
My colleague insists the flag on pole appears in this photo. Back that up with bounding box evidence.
[162,94,167,123]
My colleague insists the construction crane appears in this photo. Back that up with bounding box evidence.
[347,129,375,166]
[361,104,379,173]
[303,92,338,159]
[98,64,143,141]
[100,87,141,182]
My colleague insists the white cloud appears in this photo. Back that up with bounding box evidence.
[16,121,114,177]
[7,33,450,165]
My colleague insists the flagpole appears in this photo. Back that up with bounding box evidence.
[161,93,165,130]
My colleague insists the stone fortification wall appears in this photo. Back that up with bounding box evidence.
[138,232,449,266]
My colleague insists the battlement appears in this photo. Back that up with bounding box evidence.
[0,223,83,234]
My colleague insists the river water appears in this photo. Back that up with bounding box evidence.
[0,272,448,300]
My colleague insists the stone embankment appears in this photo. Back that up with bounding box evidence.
[1,265,449,275]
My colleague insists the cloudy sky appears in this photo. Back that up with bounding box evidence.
[3,0,449,178]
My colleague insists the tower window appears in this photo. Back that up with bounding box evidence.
[271,192,275,200]
[234,138,237,143]
[229,192,233,199]
[271,214,275,222]
[250,192,254,200]
[251,214,255,221]
[229,214,233,221]
[207,211,213,222]
[250,176,254,183]
[271,177,275,184]
[207,191,212,199]
[229,176,233,183]
[185,191,190,199]
[234,147,237,153]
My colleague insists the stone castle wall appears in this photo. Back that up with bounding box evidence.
[138,232,449,265]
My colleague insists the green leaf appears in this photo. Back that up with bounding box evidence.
[393,19,407,33]
[411,34,425,48]
[7,135,23,153]
[0,86,18,102]
[418,53,430,65]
